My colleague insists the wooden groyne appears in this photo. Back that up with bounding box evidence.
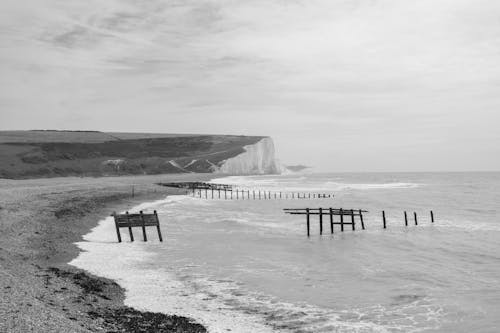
[285,208,436,236]
[284,208,367,236]
[157,182,333,200]
[382,210,435,229]
[112,211,163,243]
[190,188,333,200]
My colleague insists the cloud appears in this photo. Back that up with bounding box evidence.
[0,0,499,170]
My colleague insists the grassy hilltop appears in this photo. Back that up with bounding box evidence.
[0,130,265,179]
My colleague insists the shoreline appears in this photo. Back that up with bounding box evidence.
[0,174,212,332]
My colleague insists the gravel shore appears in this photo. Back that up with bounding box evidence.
[0,174,211,332]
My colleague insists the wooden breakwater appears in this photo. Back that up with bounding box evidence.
[284,208,367,236]
[157,182,333,200]
[285,208,436,236]
[112,211,163,242]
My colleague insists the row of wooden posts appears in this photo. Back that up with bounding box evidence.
[382,210,434,228]
[190,188,332,200]
[284,208,436,236]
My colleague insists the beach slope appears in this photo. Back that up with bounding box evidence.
[0,174,211,332]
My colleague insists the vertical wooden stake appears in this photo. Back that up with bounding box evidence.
[382,210,386,229]
[292,193,294,199]
[351,209,355,231]
[430,210,434,223]
[340,208,344,232]
[329,208,334,234]
[259,191,261,200]
[155,210,163,242]
[211,189,214,199]
[306,208,310,237]
[140,210,147,242]
[404,211,408,226]
[218,189,221,199]
[126,211,134,242]
[237,190,239,200]
[359,210,365,230]
[319,208,323,235]
[279,191,282,199]
[414,212,418,225]
[225,189,227,200]
[113,212,122,243]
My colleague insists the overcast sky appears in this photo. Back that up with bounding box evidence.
[1,0,499,171]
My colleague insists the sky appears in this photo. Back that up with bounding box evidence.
[1,0,499,171]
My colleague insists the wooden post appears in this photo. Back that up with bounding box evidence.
[351,209,355,231]
[306,208,310,237]
[259,191,261,200]
[340,208,344,232]
[414,212,418,225]
[224,189,227,200]
[274,192,277,199]
[237,190,239,200]
[231,190,233,199]
[382,210,386,229]
[113,212,122,243]
[218,189,221,199]
[430,210,434,223]
[126,211,134,242]
[253,190,255,199]
[205,189,208,198]
[404,211,408,226]
[280,192,282,199]
[248,191,250,199]
[211,189,214,199]
[140,211,147,241]
[329,208,334,234]
[292,193,294,199]
[359,209,365,230]
[319,208,323,235]
[154,210,163,242]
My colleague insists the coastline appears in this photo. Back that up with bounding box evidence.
[0,174,212,332]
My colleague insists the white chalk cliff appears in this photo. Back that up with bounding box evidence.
[216,137,281,175]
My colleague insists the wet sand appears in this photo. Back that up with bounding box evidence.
[0,174,211,332]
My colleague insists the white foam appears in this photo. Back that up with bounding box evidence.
[69,196,275,333]
[210,176,420,192]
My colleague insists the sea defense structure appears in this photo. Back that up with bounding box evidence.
[156,182,334,200]
[284,208,367,236]
[285,208,436,236]
[112,210,163,243]
[383,210,435,229]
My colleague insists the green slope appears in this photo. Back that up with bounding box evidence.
[0,131,265,179]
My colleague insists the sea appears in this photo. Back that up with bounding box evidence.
[70,172,500,333]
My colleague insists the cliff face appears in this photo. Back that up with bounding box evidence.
[216,137,280,175]
[0,131,280,179]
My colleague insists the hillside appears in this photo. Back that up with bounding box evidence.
[0,131,278,179]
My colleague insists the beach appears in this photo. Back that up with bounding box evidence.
[0,174,211,333]
[2,172,500,332]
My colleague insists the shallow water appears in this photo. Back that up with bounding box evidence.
[71,172,500,332]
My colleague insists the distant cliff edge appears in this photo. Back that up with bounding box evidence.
[0,131,281,179]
